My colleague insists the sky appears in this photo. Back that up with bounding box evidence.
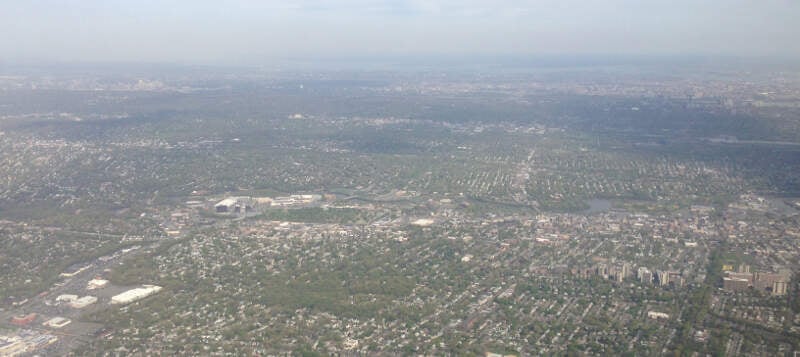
[1,0,799,65]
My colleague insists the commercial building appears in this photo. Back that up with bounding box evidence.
[723,277,750,292]
[753,272,789,293]
[56,294,78,303]
[727,272,754,283]
[214,198,239,213]
[86,278,109,290]
[722,270,790,295]
[59,263,92,278]
[214,197,255,213]
[43,317,71,329]
[411,218,435,227]
[69,296,97,308]
[647,311,670,320]
[111,285,163,305]
[10,313,37,327]
[772,281,789,296]
[270,194,320,207]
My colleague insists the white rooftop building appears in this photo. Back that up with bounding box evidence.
[70,296,98,309]
[87,278,109,290]
[111,285,163,305]
[411,218,435,226]
[647,311,670,320]
[55,294,78,303]
[214,198,238,212]
[43,317,71,328]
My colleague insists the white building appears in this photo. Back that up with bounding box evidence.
[647,311,670,320]
[70,296,97,309]
[55,294,78,303]
[270,194,321,207]
[214,198,238,212]
[411,218,435,226]
[59,264,92,278]
[87,278,109,290]
[111,285,163,305]
[215,197,257,213]
[43,317,71,328]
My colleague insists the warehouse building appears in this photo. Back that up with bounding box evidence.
[59,263,92,278]
[43,317,71,329]
[69,296,97,309]
[111,285,163,305]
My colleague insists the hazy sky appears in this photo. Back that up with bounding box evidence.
[2,0,799,64]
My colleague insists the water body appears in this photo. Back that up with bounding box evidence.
[582,198,612,214]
